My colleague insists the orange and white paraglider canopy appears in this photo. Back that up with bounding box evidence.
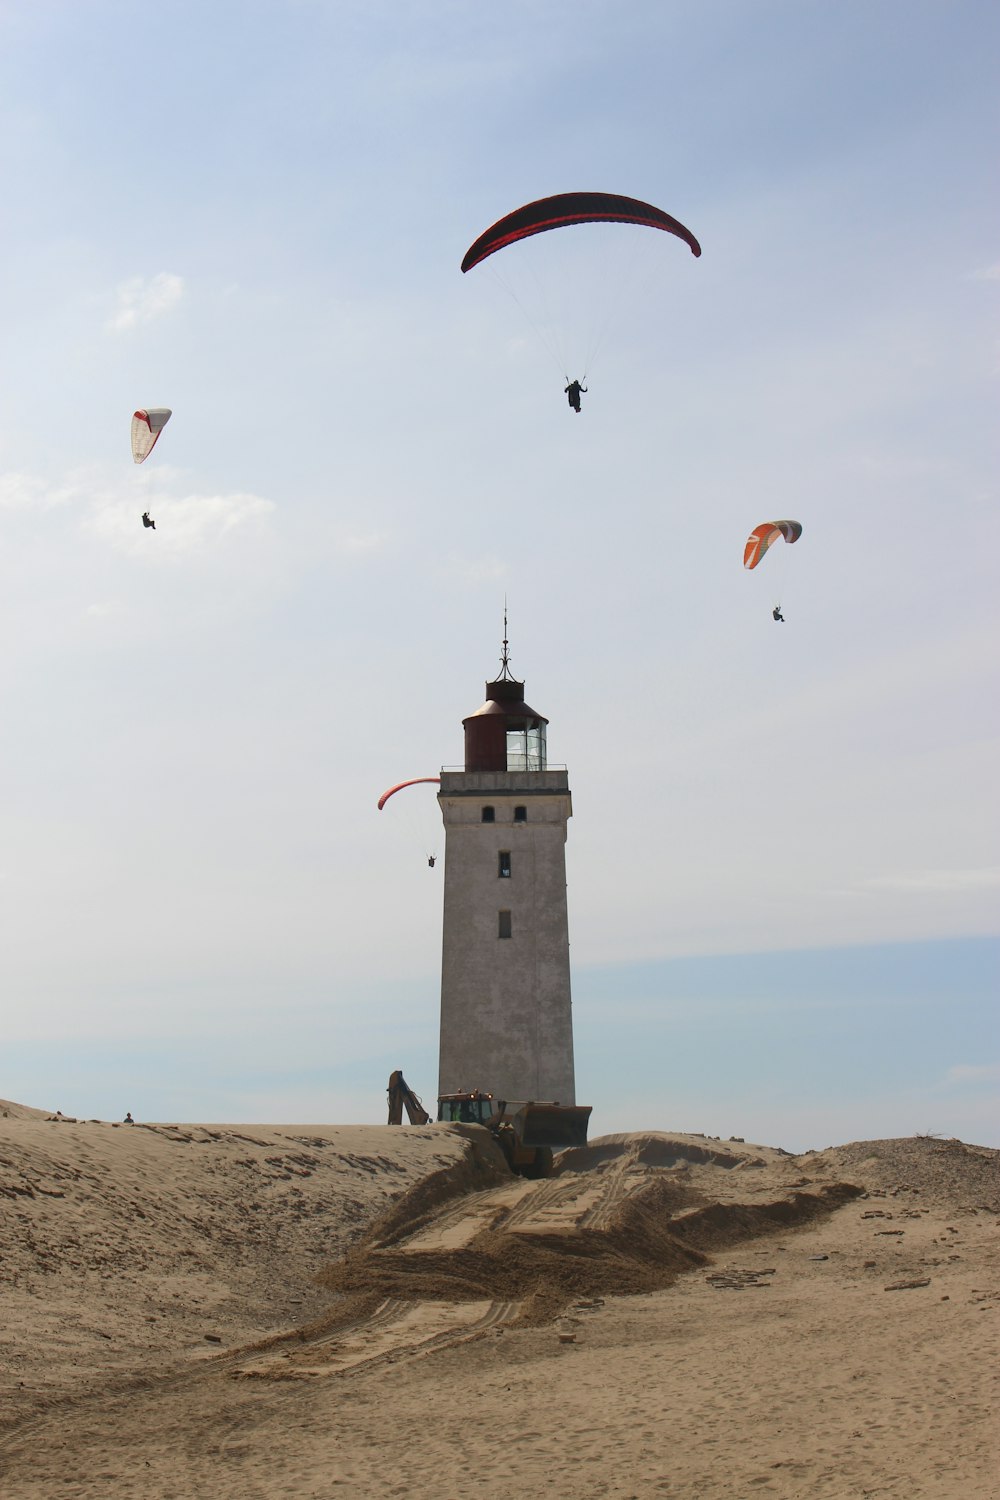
[743,519,802,571]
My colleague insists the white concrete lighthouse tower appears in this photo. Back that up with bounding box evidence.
[437,638,577,1107]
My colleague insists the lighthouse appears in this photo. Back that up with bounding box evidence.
[437,637,577,1107]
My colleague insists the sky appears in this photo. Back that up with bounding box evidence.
[1,1,997,1151]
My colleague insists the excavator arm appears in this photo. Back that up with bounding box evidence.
[387,1070,431,1126]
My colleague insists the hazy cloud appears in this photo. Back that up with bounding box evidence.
[441,551,507,585]
[864,868,1000,894]
[940,1063,1000,1088]
[107,273,185,333]
[333,530,389,555]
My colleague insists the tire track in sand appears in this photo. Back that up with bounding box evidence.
[230,1297,521,1381]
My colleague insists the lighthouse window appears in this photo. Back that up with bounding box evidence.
[506,723,546,771]
[498,851,511,878]
[481,806,495,823]
[513,805,527,823]
[498,910,512,939]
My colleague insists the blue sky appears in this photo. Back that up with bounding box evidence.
[1,2,997,1147]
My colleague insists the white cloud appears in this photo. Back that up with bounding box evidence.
[0,470,92,511]
[107,272,185,333]
[1,463,275,555]
[85,488,275,553]
[967,263,1000,282]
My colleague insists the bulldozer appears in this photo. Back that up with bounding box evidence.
[436,1089,592,1178]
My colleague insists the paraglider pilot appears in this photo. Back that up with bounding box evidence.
[564,379,587,414]
[142,511,156,530]
[772,606,785,623]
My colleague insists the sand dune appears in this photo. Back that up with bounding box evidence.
[1,1107,996,1498]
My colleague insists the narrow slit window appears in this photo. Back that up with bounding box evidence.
[498,910,512,939]
[481,806,495,823]
[498,851,511,878]
[513,805,527,823]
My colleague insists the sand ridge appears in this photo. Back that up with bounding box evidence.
[0,1114,473,1428]
[0,1112,997,1498]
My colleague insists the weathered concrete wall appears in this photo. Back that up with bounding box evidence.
[437,770,576,1105]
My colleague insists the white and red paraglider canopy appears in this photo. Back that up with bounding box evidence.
[131,408,172,464]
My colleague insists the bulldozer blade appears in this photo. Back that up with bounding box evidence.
[506,1102,592,1150]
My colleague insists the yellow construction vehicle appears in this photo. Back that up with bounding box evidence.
[386,1070,431,1125]
[436,1089,592,1178]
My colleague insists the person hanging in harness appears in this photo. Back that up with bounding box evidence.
[142,511,156,530]
[772,606,785,622]
[564,379,587,414]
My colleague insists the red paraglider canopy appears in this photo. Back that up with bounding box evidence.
[377,777,441,812]
[461,191,701,273]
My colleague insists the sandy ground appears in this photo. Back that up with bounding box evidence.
[1,1102,996,1498]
